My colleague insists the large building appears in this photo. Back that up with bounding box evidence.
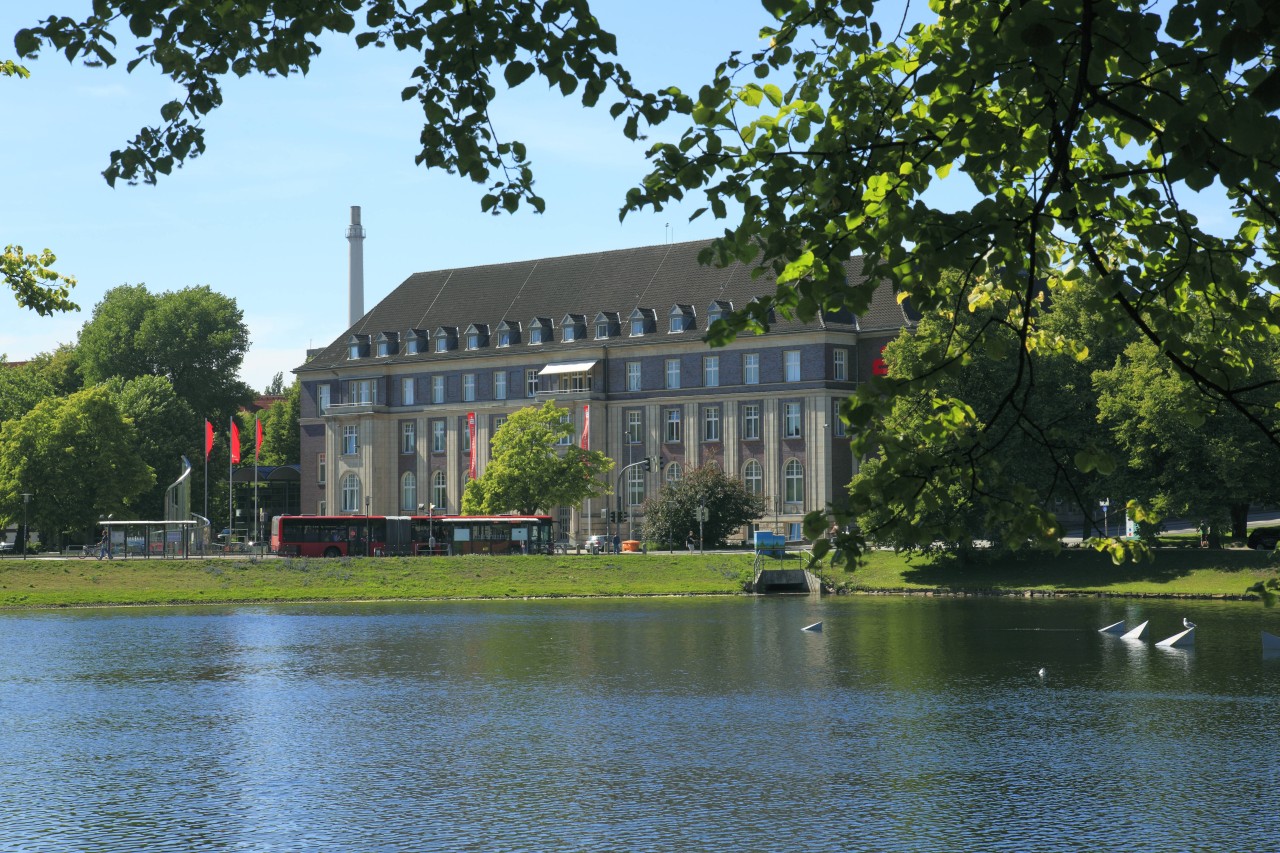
[295,239,913,543]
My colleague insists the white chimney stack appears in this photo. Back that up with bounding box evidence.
[346,205,366,327]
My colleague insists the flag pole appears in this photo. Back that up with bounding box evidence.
[228,416,234,551]
[254,417,260,549]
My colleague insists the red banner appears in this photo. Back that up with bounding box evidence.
[205,420,214,457]
[467,412,477,480]
[255,417,264,458]
[580,404,590,449]
[230,420,241,464]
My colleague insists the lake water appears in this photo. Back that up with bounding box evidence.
[1,595,1278,852]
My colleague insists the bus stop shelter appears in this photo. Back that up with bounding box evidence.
[99,520,200,559]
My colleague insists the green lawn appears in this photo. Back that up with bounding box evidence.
[0,545,1275,608]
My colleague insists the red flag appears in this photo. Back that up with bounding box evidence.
[467,412,477,480]
[204,420,214,457]
[580,404,590,449]
[255,417,264,458]
[230,420,241,464]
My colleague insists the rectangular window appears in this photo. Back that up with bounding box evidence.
[626,362,641,392]
[664,409,682,443]
[703,356,719,387]
[631,317,645,336]
[432,421,446,453]
[833,349,848,381]
[788,522,803,541]
[402,421,416,454]
[494,371,507,400]
[435,336,448,353]
[401,377,415,406]
[463,373,476,402]
[531,326,544,345]
[462,417,472,452]
[670,313,685,333]
[563,325,576,342]
[349,379,375,405]
[743,404,761,440]
[703,406,720,442]
[627,465,645,507]
[596,320,609,339]
[626,411,642,444]
[557,413,572,446]
[432,375,445,404]
[318,500,327,516]
[343,424,359,455]
[491,416,507,446]
[784,402,802,438]
[318,452,326,484]
[665,359,681,390]
[526,369,538,398]
[743,353,760,385]
[317,384,331,415]
[784,350,801,383]
[498,329,512,347]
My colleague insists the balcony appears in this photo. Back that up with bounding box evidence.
[322,401,387,417]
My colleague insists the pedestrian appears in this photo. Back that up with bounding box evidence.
[97,531,112,561]
[612,533,621,555]
[686,531,695,552]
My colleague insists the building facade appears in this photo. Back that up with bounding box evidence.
[294,240,913,542]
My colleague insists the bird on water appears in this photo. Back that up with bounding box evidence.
[1183,618,1197,630]
[1037,667,1046,678]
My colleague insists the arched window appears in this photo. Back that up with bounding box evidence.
[432,470,448,513]
[401,471,417,512]
[341,473,361,513]
[665,461,683,484]
[784,459,804,504]
[743,460,762,495]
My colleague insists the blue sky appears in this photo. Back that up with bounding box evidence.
[2,1,782,390]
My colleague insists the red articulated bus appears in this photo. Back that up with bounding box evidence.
[271,514,556,557]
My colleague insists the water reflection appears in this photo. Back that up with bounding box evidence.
[0,597,1277,851]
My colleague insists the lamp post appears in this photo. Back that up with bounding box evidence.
[20,493,31,560]
[365,494,372,556]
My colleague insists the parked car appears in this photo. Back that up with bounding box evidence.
[585,535,607,554]
[0,542,12,553]
[1247,527,1280,550]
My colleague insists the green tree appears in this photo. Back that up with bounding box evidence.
[105,374,199,519]
[0,356,54,426]
[256,380,301,466]
[641,464,765,549]
[264,372,286,396]
[461,401,612,515]
[78,284,253,421]
[1094,339,1280,545]
[0,386,154,544]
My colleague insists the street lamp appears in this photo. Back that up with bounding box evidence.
[365,494,372,557]
[20,493,31,560]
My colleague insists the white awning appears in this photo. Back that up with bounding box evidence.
[538,360,598,375]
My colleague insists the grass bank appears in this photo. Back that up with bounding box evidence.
[0,546,1275,608]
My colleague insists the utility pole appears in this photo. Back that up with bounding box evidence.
[20,493,31,560]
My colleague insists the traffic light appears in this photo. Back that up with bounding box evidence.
[642,457,652,471]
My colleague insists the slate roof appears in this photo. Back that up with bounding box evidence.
[299,240,911,372]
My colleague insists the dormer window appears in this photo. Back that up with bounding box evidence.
[560,314,584,343]
[629,308,653,337]
[707,301,731,326]
[375,331,399,358]
[529,318,552,345]
[669,304,694,333]
[463,323,489,351]
[496,320,520,347]
[433,326,457,353]
[347,334,370,360]
[406,330,428,354]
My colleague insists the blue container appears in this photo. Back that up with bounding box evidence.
[754,531,785,556]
